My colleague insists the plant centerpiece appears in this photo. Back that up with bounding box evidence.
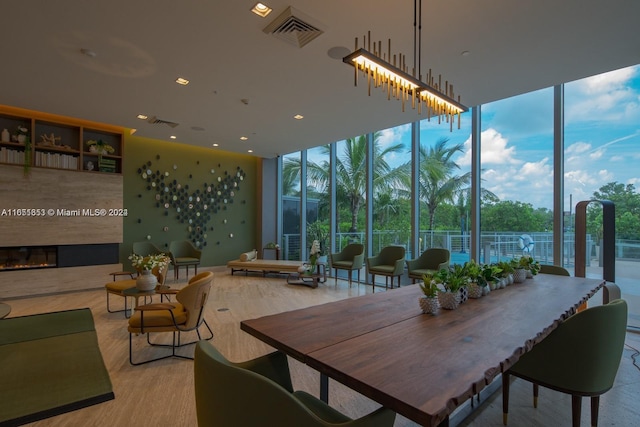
[498,260,515,286]
[482,263,503,290]
[463,260,485,298]
[129,253,169,291]
[436,266,466,310]
[419,273,440,314]
[517,255,540,280]
[86,139,115,156]
[513,256,530,283]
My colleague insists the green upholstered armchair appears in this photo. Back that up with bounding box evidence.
[366,245,406,291]
[169,240,202,280]
[128,271,214,365]
[502,299,627,427]
[329,243,364,287]
[132,241,164,257]
[405,248,450,283]
[194,340,396,427]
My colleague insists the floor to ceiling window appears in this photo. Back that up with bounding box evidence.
[276,63,640,327]
[281,152,301,260]
[479,88,554,266]
[418,116,472,264]
[306,145,330,261]
[565,64,640,327]
[334,138,367,253]
[371,126,412,257]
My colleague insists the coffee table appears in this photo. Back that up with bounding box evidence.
[286,262,327,288]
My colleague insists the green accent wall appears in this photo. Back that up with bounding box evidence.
[121,134,258,267]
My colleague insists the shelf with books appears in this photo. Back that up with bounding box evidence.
[0,106,124,174]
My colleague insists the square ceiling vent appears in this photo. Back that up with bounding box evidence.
[263,6,325,48]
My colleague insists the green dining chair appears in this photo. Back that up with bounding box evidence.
[194,340,396,427]
[406,248,450,283]
[366,245,406,291]
[329,243,364,287]
[502,299,627,427]
[539,264,570,276]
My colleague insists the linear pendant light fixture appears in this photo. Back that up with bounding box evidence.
[342,0,468,130]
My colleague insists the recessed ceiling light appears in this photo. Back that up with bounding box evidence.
[240,136,248,141]
[251,2,272,17]
[170,135,177,139]
[212,143,219,147]
[293,114,304,120]
[248,149,254,153]
[461,50,471,57]
[137,114,148,120]
[175,77,190,85]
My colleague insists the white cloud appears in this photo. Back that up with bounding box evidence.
[565,66,640,124]
[459,128,521,167]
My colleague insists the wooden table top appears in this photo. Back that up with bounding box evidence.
[240,274,604,426]
[241,285,421,360]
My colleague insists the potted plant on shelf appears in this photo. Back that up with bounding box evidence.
[419,273,440,314]
[86,139,115,156]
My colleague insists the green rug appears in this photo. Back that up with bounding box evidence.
[0,308,114,426]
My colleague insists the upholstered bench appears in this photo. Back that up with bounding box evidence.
[227,249,304,276]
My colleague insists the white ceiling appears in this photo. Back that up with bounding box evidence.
[2,0,639,158]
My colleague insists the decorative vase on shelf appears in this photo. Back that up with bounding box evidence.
[136,270,157,291]
[17,134,26,143]
[1,129,9,142]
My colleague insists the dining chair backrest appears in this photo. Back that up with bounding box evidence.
[378,246,405,265]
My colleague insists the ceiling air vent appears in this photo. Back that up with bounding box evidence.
[263,6,325,48]
[147,116,179,128]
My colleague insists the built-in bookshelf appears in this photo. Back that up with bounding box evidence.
[0,106,123,174]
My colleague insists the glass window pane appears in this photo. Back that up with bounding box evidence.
[479,88,554,267]
[418,115,472,266]
[306,145,330,261]
[281,152,301,260]
[371,126,412,260]
[334,137,367,252]
[565,64,640,326]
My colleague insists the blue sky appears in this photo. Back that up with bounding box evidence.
[375,64,640,211]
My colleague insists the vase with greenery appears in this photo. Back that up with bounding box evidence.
[129,253,168,291]
[419,274,440,314]
[463,260,484,298]
[436,266,465,310]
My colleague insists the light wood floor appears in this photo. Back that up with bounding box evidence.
[5,268,640,427]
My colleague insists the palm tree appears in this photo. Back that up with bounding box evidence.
[418,138,470,231]
[282,134,410,233]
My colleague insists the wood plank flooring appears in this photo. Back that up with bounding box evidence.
[4,268,640,426]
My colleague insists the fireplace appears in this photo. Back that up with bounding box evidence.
[0,246,57,271]
[0,244,118,272]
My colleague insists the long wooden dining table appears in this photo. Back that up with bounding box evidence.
[240,274,604,426]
